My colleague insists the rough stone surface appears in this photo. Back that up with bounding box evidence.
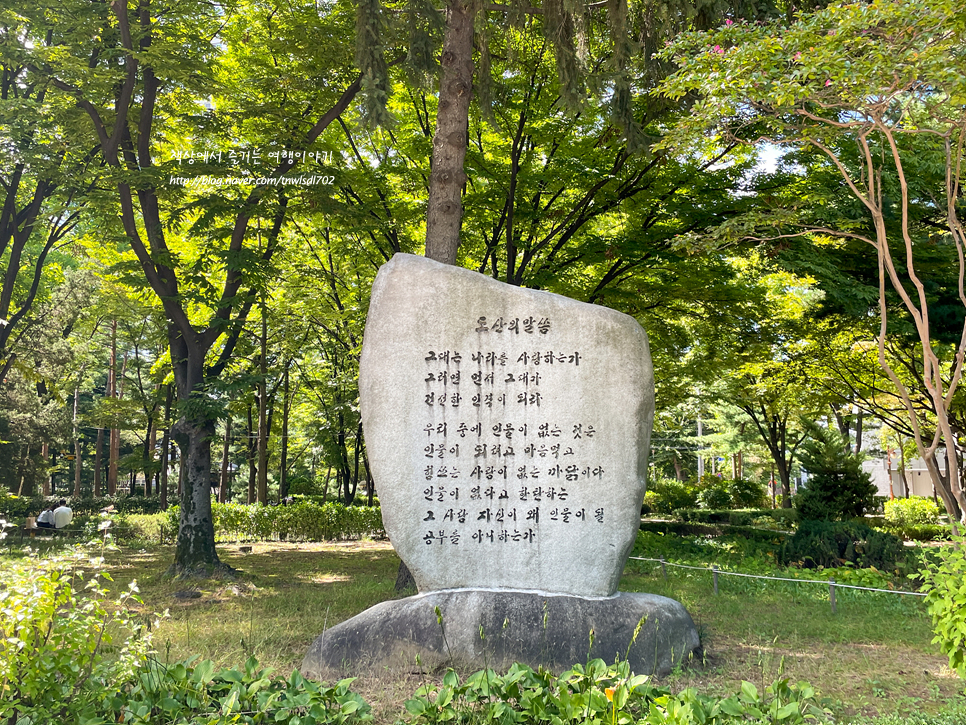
[360,254,654,597]
[301,590,700,678]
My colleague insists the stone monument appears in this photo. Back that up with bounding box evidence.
[302,253,699,677]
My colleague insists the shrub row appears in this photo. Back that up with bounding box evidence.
[673,508,799,527]
[0,492,165,519]
[294,493,381,508]
[880,523,953,542]
[643,475,769,516]
[157,501,385,543]
[637,520,789,546]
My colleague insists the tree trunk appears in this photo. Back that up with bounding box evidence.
[853,409,863,454]
[108,319,119,496]
[257,303,269,505]
[17,444,30,496]
[424,0,476,265]
[219,418,231,504]
[403,17,478,587]
[776,458,792,508]
[160,384,173,509]
[146,419,156,496]
[247,402,257,504]
[352,420,363,501]
[166,339,231,577]
[897,444,909,497]
[94,427,103,497]
[279,365,291,501]
[41,442,50,496]
[169,416,224,576]
[672,457,685,481]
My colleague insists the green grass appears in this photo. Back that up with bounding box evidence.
[6,535,963,723]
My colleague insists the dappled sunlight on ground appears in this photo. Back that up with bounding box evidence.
[15,537,961,721]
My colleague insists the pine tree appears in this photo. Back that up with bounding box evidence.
[354,0,795,263]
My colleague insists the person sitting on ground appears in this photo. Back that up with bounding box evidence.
[36,505,56,529]
[52,499,73,529]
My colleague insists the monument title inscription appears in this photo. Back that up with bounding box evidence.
[360,254,654,597]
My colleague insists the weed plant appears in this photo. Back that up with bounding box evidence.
[404,659,830,725]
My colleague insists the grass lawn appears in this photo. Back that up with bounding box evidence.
[55,539,965,722]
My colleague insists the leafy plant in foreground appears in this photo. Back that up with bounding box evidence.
[919,535,966,681]
[103,656,371,725]
[0,552,152,725]
[404,659,830,724]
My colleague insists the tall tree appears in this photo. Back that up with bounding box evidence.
[5,0,362,574]
[357,0,788,263]
[659,0,966,523]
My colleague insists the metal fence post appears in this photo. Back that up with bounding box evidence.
[829,578,836,614]
[712,565,719,595]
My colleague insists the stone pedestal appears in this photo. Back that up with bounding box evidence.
[302,590,700,678]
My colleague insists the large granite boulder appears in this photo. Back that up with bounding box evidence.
[358,253,653,597]
[302,254,698,678]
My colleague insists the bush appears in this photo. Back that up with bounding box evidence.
[729,477,769,509]
[161,501,384,543]
[920,534,966,681]
[697,481,732,509]
[779,520,904,570]
[884,496,942,527]
[663,478,766,512]
[795,424,877,521]
[885,523,953,542]
[768,508,800,527]
[0,548,152,725]
[646,476,700,514]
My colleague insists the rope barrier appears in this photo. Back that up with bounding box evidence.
[627,556,928,598]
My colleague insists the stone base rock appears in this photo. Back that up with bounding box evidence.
[301,590,699,679]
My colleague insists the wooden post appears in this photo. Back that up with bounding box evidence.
[712,565,719,595]
[829,578,837,614]
[660,556,667,583]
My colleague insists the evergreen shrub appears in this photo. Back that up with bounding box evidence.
[779,520,903,570]
[729,477,769,508]
[645,476,699,514]
[795,425,877,521]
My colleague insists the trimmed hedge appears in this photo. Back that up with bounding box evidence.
[637,519,789,545]
[673,508,799,527]
[881,523,953,542]
[0,493,164,519]
[160,501,384,543]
